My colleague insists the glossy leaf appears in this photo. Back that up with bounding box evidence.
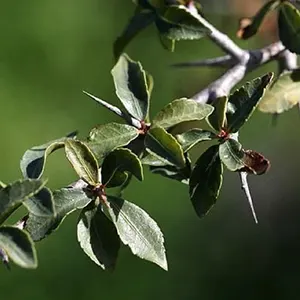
[145,126,185,168]
[176,129,216,152]
[106,195,168,270]
[101,148,143,186]
[207,96,228,132]
[237,0,280,39]
[156,5,210,41]
[20,132,77,179]
[0,179,46,225]
[25,187,91,241]
[87,122,139,163]
[141,152,170,166]
[114,9,156,59]
[65,140,99,186]
[111,54,152,121]
[23,187,55,217]
[152,98,213,129]
[278,2,300,54]
[259,70,300,113]
[77,205,120,270]
[0,226,37,269]
[189,145,223,217]
[226,73,273,133]
[219,139,244,171]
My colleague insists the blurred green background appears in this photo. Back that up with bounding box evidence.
[1,1,300,299]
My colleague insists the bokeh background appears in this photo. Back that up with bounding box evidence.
[1,0,300,299]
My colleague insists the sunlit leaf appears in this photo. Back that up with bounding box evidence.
[25,187,91,241]
[0,179,46,225]
[106,195,168,270]
[259,70,300,113]
[226,73,273,133]
[219,139,244,171]
[207,96,228,132]
[0,226,37,269]
[176,129,216,152]
[189,145,223,217]
[152,98,213,129]
[111,54,152,121]
[65,140,99,186]
[77,205,120,270]
[20,132,77,179]
[145,126,185,167]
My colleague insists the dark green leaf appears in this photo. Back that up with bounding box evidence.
[189,145,223,217]
[259,70,300,113]
[152,98,213,129]
[111,54,152,121]
[226,73,273,133]
[20,132,77,179]
[106,195,167,270]
[77,205,120,270]
[176,129,216,152]
[237,0,280,39]
[25,187,91,241]
[23,187,55,217]
[0,226,37,269]
[145,126,185,168]
[0,179,46,225]
[156,5,210,41]
[65,140,99,186]
[101,148,143,187]
[278,1,300,54]
[114,9,156,59]
[150,153,191,184]
[141,152,170,166]
[219,139,244,171]
[87,122,139,163]
[207,96,228,132]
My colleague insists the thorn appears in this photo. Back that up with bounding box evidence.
[172,55,234,68]
[239,171,258,224]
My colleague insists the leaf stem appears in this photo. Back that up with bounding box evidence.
[239,171,258,224]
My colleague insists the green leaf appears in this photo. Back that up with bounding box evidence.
[20,132,77,179]
[114,9,156,59]
[77,205,120,270]
[101,148,143,187]
[106,195,167,270]
[141,152,170,166]
[278,1,300,54]
[145,126,185,168]
[0,179,46,225]
[111,54,152,121]
[150,153,191,184]
[207,96,228,132]
[25,187,91,241]
[23,187,55,217]
[159,33,175,51]
[87,122,139,163]
[176,129,216,152]
[259,70,300,113]
[226,73,273,133]
[219,139,244,171]
[0,226,37,269]
[189,145,223,217]
[237,0,280,39]
[0,181,5,189]
[156,5,210,41]
[65,140,99,186]
[152,98,213,129]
